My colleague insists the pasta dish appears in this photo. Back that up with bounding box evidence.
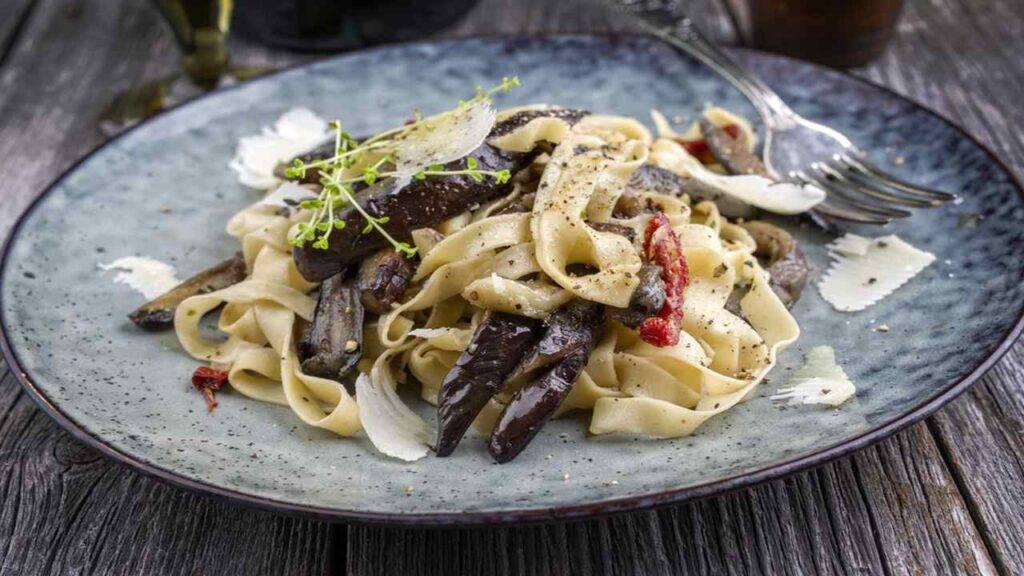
[129,79,815,462]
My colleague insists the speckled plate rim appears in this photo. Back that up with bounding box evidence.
[1,34,1022,527]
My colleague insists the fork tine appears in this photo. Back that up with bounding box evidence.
[795,172,894,224]
[808,164,913,218]
[819,161,937,208]
[837,153,956,203]
[812,201,894,225]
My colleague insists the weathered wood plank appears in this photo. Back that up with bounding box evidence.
[930,344,1024,575]
[0,361,332,576]
[0,0,1021,575]
[0,0,304,233]
[346,425,998,576]
[0,1,332,574]
[857,0,1024,573]
[854,427,998,575]
[0,0,35,66]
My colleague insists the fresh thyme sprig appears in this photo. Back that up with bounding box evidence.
[286,76,520,256]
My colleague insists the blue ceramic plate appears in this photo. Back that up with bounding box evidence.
[2,36,1023,525]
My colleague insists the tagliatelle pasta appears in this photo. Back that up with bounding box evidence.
[172,101,801,462]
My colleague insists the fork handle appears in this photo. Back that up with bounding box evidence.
[631,11,797,129]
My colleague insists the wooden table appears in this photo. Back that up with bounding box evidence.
[1,1,1022,574]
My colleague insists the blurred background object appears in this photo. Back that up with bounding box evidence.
[100,0,239,134]
[156,0,233,89]
[234,0,480,52]
[725,0,905,68]
[99,0,480,133]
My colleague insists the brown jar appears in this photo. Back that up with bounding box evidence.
[744,0,904,68]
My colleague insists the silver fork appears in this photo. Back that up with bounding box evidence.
[619,1,955,225]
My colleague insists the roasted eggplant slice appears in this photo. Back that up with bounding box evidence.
[293,109,590,282]
[294,143,533,282]
[487,108,589,138]
[356,248,416,314]
[435,312,541,457]
[506,300,605,385]
[488,300,603,463]
[299,274,364,381]
[606,263,666,328]
[738,220,808,308]
[128,253,246,330]
[699,118,769,177]
[768,247,808,307]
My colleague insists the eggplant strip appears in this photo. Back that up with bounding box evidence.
[128,253,246,330]
[435,312,541,457]
[606,263,665,329]
[699,118,769,177]
[487,108,589,138]
[299,274,364,383]
[356,248,416,314]
[293,109,590,282]
[488,300,603,463]
[738,221,808,308]
[294,143,532,282]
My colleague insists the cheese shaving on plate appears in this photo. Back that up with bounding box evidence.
[230,108,331,189]
[356,363,433,462]
[818,234,935,312]
[99,257,179,300]
[771,346,855,407]
[828,234,873,257]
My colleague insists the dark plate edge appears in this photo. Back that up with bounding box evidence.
[1,33,1022,527]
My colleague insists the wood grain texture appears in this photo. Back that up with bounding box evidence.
[346,428,999,576]
[0,0,1021,574]
[0,2,331,574]
[0,0,35,67]
[856,1,1024,574]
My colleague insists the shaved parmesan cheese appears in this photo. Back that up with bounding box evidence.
[771,346,855,407]
[230,108,330,189]
[258,181,317,209]
[356,363,432,462]
[99,257,180,299]
[390,101,496,177]
[828,233,872,257]
[694,173,825,215]
[649,138,825,215]
[819,234,935,312]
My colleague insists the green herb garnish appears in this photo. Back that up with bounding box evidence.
[286,76,520,256]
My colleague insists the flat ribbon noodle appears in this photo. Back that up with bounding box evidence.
[175,202,360,435]
[173,105,803,457]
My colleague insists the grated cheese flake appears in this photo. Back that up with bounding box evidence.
[771,346,855,407]
[818,234,935,312]
[230,108,331,190]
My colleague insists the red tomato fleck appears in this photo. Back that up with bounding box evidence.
[638,213,689,347]
[677,124,740,165]
[192,366,229,412]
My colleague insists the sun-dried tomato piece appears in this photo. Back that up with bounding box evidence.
[638,212,689,347]
[676,124,740,165]
[192,366,229,413]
